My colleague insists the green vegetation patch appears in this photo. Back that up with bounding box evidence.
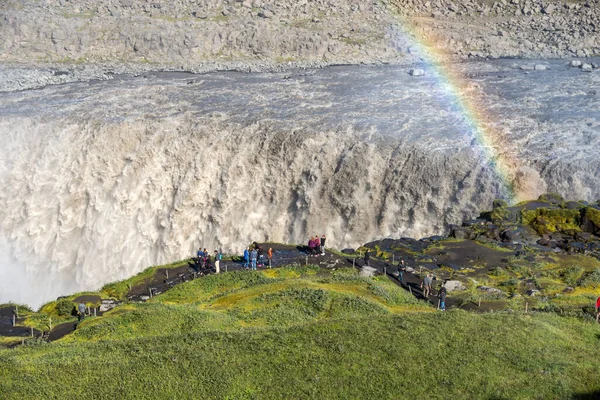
[521,208,581,235]
[1,312,599,399]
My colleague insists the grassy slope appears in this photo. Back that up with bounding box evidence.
[1,267,599,399]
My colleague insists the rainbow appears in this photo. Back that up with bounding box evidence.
[389,22,531,204]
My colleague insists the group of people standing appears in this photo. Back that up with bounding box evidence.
[196,247,222,274]
[243,242,273,270]
[307,235,326,256]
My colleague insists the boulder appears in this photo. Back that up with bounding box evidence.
[581,64,593,72]
[409,68,425,76]
[534,64,547,70]
[526,289,540,296]
[478,286,505,296]
[449,224,467,239]
[570,60,582,67]
[359,266,378,277]
[444,280,466,292]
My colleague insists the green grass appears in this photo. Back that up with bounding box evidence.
[2,264,600,399]
[0,311,598,399]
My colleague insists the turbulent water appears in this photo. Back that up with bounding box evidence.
[1,59,599,307]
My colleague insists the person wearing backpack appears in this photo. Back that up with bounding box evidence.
[438,284,447,311]
[596,296,600,323]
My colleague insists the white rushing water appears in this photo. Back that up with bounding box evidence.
[0,60,599,307]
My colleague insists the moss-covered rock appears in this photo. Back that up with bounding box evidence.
[521,208,581,235]
[537,193,565,206]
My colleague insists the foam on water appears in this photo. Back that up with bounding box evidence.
[0,62,599,307]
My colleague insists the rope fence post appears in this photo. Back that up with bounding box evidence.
[525,302,528,313]
[12,314,16,327]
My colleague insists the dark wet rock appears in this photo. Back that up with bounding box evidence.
[567,242,586,253]
[575,232,592,242]
[526,289,541,296]
[463,219,487,227]
[341,248,355,254]
[565,201,584,210]
[538,193,565,205]
[449,224,467,239]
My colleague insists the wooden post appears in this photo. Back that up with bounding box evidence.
[149,287,153,298]
[353,258,356,268]
[437,299,440,310]
[420,266,422,276]
[94,308,97,317]
[15,305,18,318]
[31,327,34,337]
[384,267,387,275]
[49,317,52,331]
[525,302,528,313]
[409,286,413,295]
[478,298,481,307]
[87,306,90,316]
[12,314,16,327]
[165,270,169,279]
[225,264,228,273]
[305,256,308,266]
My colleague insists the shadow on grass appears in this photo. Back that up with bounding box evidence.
[572,391,600,400]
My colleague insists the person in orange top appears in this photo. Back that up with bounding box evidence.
[267,247,273,268]
[596,296,600,323]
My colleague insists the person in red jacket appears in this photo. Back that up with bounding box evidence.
[596,296,600,323]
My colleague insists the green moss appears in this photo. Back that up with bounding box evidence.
[521,208,581,235]
[583,206,600,227]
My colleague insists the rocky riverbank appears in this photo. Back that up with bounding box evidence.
[1,0,600,91]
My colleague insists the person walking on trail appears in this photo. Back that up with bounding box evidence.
[398,259,406,285]
[77,300,87,322]
[421,273,432,298]
[243,247,250,270]
[250,248,258,271]
[214,250,221,274]
[596,296,600,323]
[267,247,273,268]
[320,235,326,256]
[364,249,370,267]
[438,284,447,311]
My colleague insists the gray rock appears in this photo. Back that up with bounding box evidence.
[581,63,593,72]
[359,266,378,277]
[570,60,583,67]
[409,68,425,76]
[444,280,467,292]
[534,64,547,70]
[478,286,505,296]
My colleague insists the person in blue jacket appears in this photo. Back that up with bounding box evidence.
[243,247,250,270]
